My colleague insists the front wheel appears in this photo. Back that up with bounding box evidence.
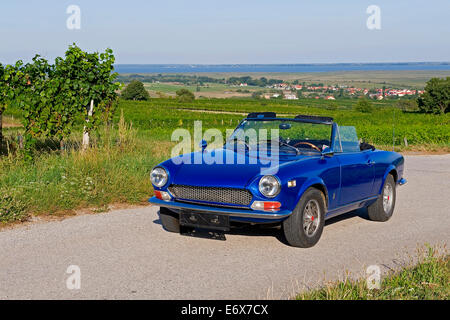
[367,174,396,222]
[283,188,326,248]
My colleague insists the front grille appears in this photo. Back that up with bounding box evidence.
[169,185,253,206]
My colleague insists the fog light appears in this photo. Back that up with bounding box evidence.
[251,201,281,212]
[154,190,172,201]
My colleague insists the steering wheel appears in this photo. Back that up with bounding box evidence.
[292,141,321,152]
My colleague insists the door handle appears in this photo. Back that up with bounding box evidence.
[367,160,375,166]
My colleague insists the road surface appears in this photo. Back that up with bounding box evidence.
[0,155,449,299]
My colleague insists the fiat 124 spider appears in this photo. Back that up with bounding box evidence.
[149,113,406,247]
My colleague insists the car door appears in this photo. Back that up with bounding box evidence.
[336,151,375,205]
[333,126,375,206]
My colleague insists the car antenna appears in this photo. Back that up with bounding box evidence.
[392,108,395,152]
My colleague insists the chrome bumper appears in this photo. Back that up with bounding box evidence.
[148,197,292,220]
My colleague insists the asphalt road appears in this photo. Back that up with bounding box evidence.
[0,155,449,299]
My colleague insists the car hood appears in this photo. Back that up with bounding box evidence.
[165,148,309,188]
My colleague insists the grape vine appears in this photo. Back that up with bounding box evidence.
[0,44,120,158]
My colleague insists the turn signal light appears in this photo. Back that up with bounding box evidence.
[154,190,172,201]
[251,201,281,212]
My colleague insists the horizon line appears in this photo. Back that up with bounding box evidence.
[114,62,450,66]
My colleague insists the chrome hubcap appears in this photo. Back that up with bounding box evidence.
[303,199,320,237]
[383,183,393,213]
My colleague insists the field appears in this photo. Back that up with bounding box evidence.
[116,98,450,147]
[121,70,450,101]
[198,70,450,88]
[125,70,450,91]
[143,82,256,98]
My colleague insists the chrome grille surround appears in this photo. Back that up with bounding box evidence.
[168,185,253,206]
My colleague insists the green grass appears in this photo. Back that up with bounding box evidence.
[296,246,449,300]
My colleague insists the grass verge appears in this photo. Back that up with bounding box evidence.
[296,246,449,300]
[0,115,172,223]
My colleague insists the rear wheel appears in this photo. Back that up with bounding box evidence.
[368,174,396,222]
[283,188,326,248]
[159,207,180,233]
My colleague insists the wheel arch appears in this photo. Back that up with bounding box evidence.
[295,178,329,209]
[379,165,398,194]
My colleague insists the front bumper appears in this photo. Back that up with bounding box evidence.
[398,178,407,186]
[148,197,292,221]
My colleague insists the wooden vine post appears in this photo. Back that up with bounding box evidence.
[82,99,94,150]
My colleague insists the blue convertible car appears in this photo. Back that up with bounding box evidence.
[149,113,406,247]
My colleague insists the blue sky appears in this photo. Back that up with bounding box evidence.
[1,0,449,64]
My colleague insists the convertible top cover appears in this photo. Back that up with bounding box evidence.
[246,112,333,124]
[295,115,334,124]
[246,112,277,119]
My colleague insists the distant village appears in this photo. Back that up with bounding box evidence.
[238,82,424,100]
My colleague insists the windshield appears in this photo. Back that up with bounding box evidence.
[334,125,361,153]
[225,119,332,154]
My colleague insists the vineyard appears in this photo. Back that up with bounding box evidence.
[116,98,450,147]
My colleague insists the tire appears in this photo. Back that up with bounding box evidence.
[283,188,326,248]
[159,207,180,233]
[368,174,396,222]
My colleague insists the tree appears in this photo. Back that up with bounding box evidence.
[0,61,26,150]
[55,44,120,148]
[121,80,150,101]
[417,77,450,114]
[5,44,119,157]
[53,45,120,149]
[354,98,373,113]
[0,63,5,148]
[176,89,195,102]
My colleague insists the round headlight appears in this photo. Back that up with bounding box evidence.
[259,175,281,198]
[150,167,168,187]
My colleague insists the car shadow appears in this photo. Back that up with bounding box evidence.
[324,207,370,226]
[153,208,370,245]
[154,210,288,244]
[227,224,289,245]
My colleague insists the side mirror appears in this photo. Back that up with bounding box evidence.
[199,139,208,150]
[321,147,334,158]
